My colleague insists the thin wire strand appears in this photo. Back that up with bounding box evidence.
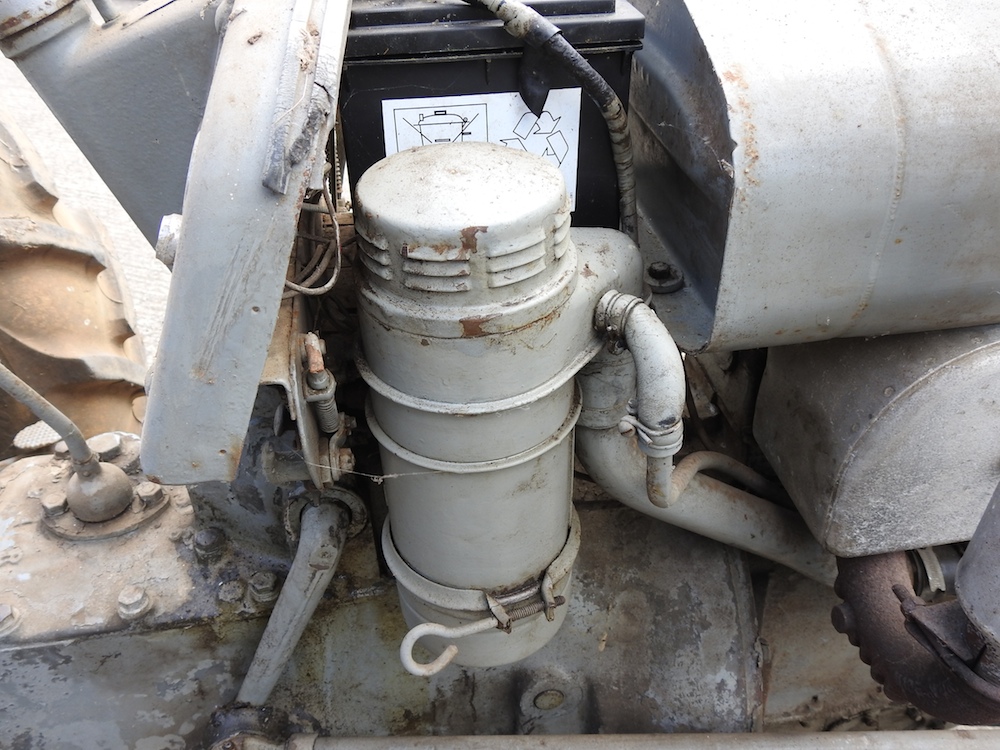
[284,163,342,298]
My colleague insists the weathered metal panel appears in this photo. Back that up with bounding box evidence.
[631,0,1000,352]
[754,325,1000,556]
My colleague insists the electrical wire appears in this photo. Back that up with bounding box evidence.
[464,0,637,243]
[284,164,343,298]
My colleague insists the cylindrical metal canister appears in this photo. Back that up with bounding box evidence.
[354,142,590,667]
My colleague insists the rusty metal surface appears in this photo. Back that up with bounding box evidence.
[832,553,1000,725]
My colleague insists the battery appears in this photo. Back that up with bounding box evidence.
[339,0,644,229]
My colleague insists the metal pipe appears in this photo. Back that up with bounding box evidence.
[230,730,1000,750]
[594,291,684,509]
[575,425,837,585]
[833,552,1000,725]
[236,502,349,705]
[0,360,95,469]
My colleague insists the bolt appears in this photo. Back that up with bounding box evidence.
[135,482,164,506]
[40,490,68,517]
[217,579,245,604]
[830,602,858,645]
[194,527,225,562]
[118,585,151,621]
[533,689,565,711]
[87,433,122,461]
[645,261,684,294]
[248,571,279,604]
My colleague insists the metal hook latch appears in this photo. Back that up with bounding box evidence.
[399,617,500,677]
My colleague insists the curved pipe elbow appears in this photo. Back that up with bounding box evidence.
[595,291,684,471]
[575,426,836,585]
[832,553,1000,724]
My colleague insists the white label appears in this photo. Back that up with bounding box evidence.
[381,89,583,209]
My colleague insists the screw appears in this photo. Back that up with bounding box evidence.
[533,689,565,711]
[645,261,684,294]
[118,585,151,621]
[40,490,68,517]
[87,433,122,461]
[194,527,225,562]
[248,571,279,604]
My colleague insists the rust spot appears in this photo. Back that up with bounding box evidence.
[304,335,325,374]
[247,31,263,45]
[0,10,31,34]
[722,67,750,90]
[460,226,488,254]
[460,314,497,337]
[431,241,457,256]
[420,339,430,346]
[581,263,596,278]
[894,238,903,244]
[228,437,243,475]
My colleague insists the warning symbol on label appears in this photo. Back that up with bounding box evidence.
[392,104,488,151]
[501,111,570,166]
[383,89,582,208]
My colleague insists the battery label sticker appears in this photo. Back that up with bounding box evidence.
[381,89,583,209]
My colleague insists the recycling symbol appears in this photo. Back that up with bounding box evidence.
[501,111,570,166]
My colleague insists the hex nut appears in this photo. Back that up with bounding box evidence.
[135,481,164,506]
[248,571,279,604]
[40,490,68,517]
[88,433,123,461]
[217,579,246,604]
[118,585,151,621]
[194,527,226,562]
[645,261,684,294]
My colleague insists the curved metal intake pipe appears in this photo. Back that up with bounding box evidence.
[594,292,685,508]
[832,553,1000,725]
[574,425,836,585]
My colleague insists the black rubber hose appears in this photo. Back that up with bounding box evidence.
[463,0,638,244]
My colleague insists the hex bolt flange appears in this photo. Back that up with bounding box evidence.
[87,433,123,461]
[645,261,684,294]
[118,585,151,621]
[40,490,68,517]
[248,571,279,604]
[135,482,164,507]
